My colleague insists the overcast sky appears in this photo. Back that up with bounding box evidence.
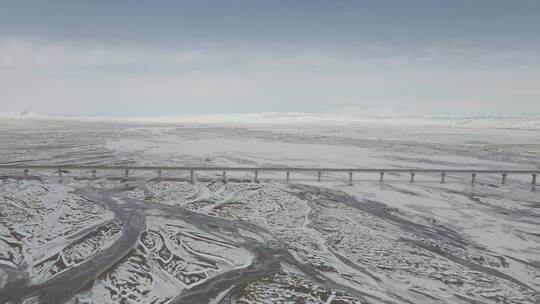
[1,0,539,116]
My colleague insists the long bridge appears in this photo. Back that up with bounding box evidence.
[0,165,538,190]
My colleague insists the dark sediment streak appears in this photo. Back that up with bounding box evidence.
[0,188,146,304]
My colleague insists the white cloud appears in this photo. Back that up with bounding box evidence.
[0,37,539,116]
[169,50,208,64]
[0,38,140,68]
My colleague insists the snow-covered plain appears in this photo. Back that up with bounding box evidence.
[0,114,539,303]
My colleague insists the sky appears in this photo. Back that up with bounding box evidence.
[0,0,539,116]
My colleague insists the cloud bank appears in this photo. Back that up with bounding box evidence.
[0,37,539,116]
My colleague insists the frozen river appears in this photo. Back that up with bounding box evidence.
[0,115,539,303]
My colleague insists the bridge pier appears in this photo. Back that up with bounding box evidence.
[379,172,384,182]
[533,174,537,191]
[286,171,290,182]
[441,172,446,184]
[410,172,415,183]
[157,170,162,179]
[348,172,353,186]
[254,170,258,183]
[501,173,507,185]
[471,173,476,185]
[124,169,129,178]
[317,171,321,182]
[24,169,29,177]
[91,169,96,178]
[190,170,194,183]
[222,171,226,182]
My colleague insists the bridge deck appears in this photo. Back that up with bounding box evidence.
[0,165,537,190]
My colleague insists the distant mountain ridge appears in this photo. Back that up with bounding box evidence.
[1,111,540,129]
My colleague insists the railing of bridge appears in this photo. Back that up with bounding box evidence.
[0,165,538,190]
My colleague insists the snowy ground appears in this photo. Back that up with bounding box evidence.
[0,115,539,304]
